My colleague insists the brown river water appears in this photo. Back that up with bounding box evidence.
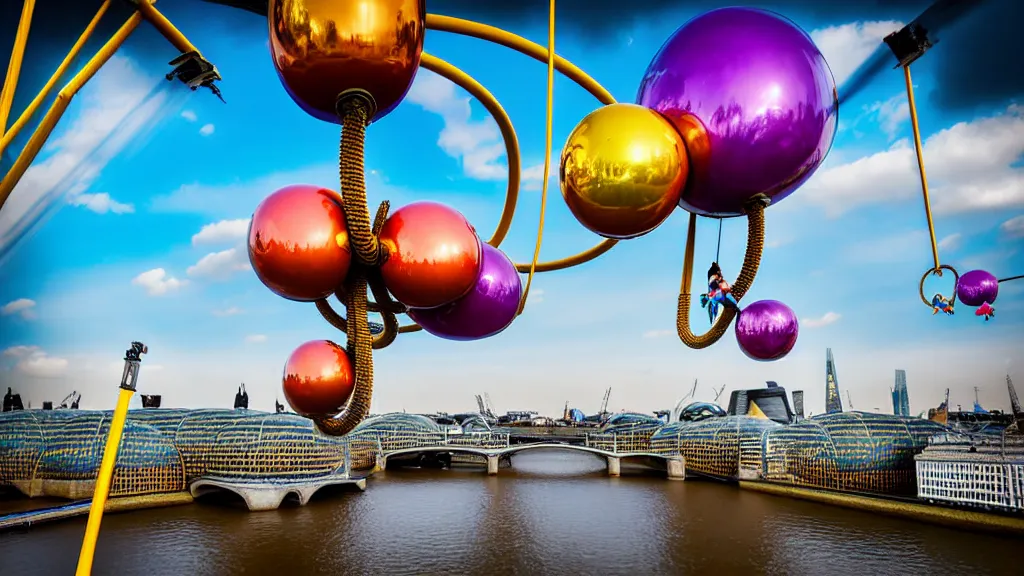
[0,450,1018,575]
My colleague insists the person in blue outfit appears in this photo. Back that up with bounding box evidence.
[700,262,739,323]
[931,293,954,315]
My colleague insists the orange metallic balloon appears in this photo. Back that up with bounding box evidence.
[283,340,355,417]
[268,0,426,124]
[559,103,689,239]
[248,184,351,302]
[379,201,482,309]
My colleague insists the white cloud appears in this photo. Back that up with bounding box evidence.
[2,345,68,378]
[132,268,187,296]
[801,106,1024,217]
[522,161,559,192]
[199,123,215,136]
[187,247,250,280]
[0,55,177,259]
[192,218,250,245]
[1002,215,1024,238]
[245,334,268,344]
[181,109,197,122]
[68,192,134,214]
[1,298,36,320]
[212,306,244,317]
[938,233,962,251]
[803,311,841,329]
[865,93,910,140]
[407,70,506,180]
[528,288,544,304]
[810,20,903,87]
[642,329,673,339]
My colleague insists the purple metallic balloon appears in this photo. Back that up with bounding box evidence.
[636,7,837,217]
[735,300,799,362]
[407,243,521,341]
[957,269,999,307]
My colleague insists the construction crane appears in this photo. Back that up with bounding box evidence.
[475,394,486,415]
[599,387,612,418]
[1007,375,1020,416]
[58,391,80,409]
[713,384,726,403]
[483,393,496,418]
[846,390,854,411]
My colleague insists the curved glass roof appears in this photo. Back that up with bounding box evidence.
[352,412,441,433]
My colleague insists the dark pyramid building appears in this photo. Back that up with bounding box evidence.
[825,348,843,414]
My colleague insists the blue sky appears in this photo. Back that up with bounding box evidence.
[1,4,1021,416]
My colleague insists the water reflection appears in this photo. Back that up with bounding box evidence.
[0,451,1018,576]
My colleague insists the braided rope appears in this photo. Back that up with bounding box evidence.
[338,96,385,267]
[676,199,767,349]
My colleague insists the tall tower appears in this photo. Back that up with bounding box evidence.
[1008,375,1021,415]
[892,370,910,416]
[825,348,843,413]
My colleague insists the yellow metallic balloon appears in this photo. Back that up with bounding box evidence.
[559,103,689,240]
[268,0,425,124]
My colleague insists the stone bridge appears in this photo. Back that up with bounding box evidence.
[367,430,685,479]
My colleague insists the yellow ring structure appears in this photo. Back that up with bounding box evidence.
[425,14,619,275]
[418,53,521,249]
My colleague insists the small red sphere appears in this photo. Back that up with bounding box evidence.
[248,184,351,302]
[282,340,355,417]
[378,201,482,309]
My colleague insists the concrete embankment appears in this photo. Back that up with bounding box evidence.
[741,481,1024,537]
[0,492,194,532]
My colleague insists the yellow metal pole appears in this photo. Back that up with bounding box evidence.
[75,387,134,576]
[904,65,941,271]
[0,0,37,133]
[0,0,112,157]
[0,12,142,212]
[77,341,147,576]
[135,0,199,54]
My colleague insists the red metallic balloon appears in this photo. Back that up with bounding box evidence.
[282,340,355,417]
[378,201,482,309]
[248,184,351,302]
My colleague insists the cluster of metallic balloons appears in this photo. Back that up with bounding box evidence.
[248,187,522,416]
[559,7,836,360]
[247,2,843,416]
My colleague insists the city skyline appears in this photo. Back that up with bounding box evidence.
[1,1,1022,417]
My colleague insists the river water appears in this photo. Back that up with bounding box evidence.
[0,450,1018,575]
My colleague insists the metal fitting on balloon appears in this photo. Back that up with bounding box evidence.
[336,89,378,125]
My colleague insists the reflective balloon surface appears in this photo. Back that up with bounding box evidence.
[268,0,425,123]
[637,7,837,217]
[282,340,355,417]
[957,269,999,307]
[408,243,522,341]
[560,103,688,239]
[735,300,799,361]
[248,184,351,302]
[379,201,482,309]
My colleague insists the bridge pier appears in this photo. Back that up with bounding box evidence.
[606,456,621,477]
[666,457,685,481]
[487,454,499,476]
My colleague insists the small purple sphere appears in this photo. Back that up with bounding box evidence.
[407,243,521,341]
[636,7,837,217]
[957,269,999,307]
[735,300,799,362]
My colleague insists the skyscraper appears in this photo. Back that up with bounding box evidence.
[825,348,843,413]
[892,369,910,416]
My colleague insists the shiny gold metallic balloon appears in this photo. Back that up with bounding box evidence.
[268,0,425,124]
[559,103,689,239]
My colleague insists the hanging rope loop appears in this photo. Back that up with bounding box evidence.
[676,196,767,349]
[918,264,959,310]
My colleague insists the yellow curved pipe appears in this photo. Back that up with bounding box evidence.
[418,53,521,249]
[0,0,111,157]
[517,0,556,315]
[425,12,620,275]
[0,0,36,133]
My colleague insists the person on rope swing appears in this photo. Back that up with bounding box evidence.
[931,293,954,315]
[700,262,740,323]
[975,301,995,321]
